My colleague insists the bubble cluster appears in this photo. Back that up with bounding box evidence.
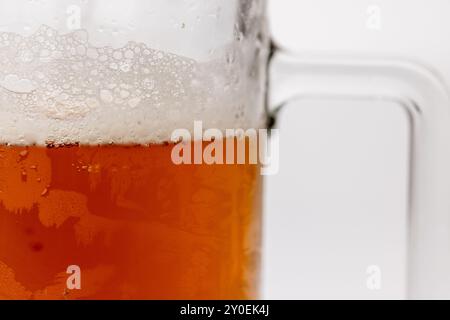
[0,25,267,145]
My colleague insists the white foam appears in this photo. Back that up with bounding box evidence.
[0,25,268,145]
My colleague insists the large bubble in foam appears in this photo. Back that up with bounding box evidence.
[0,26,267,145]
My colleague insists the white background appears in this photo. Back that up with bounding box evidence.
[263,99,409,300]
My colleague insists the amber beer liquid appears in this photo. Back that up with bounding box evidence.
[0,139,262,300]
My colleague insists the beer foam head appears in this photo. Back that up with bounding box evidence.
[0,26,268,145]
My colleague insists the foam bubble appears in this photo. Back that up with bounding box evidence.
[0,25,268,145]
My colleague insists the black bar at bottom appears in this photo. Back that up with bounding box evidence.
[0,300,441,318]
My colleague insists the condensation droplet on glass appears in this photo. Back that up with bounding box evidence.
[119,62,131,72]
[128,97,141,108]
[109,62,118,70]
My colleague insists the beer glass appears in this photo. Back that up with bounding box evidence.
[0,0,449,300]
[0,0,268,299]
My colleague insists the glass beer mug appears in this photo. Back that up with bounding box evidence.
[0,0,268,300]
[0,0,449,300]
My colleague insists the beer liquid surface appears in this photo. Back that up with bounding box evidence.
[0,142,262,299]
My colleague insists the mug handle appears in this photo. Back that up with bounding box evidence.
[269,49,450,299]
